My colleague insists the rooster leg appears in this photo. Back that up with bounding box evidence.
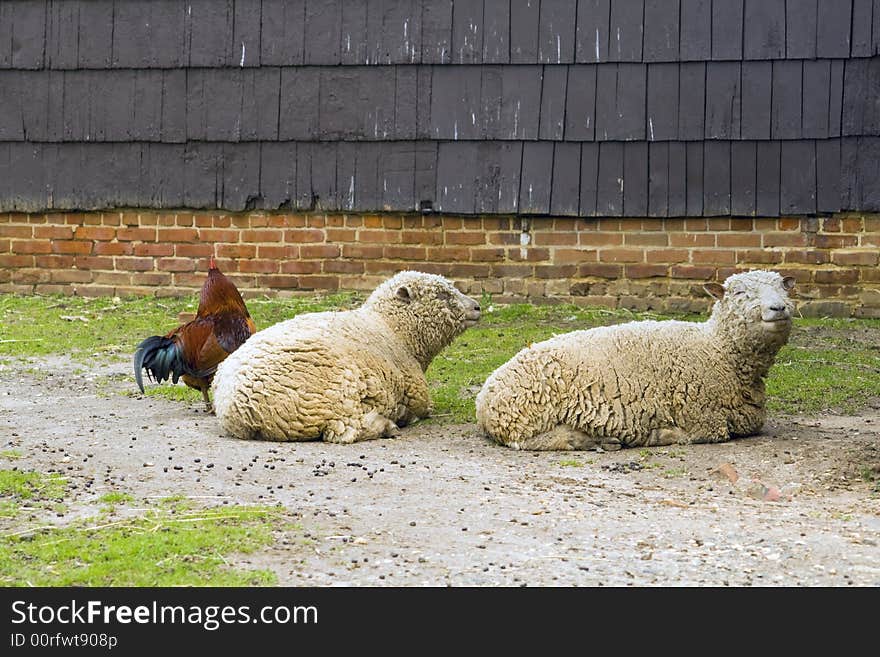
[201,388,213,414]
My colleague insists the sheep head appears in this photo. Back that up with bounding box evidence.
[365,270,481,369]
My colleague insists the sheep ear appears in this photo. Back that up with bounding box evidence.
[782,276,796,291]
[703,283,725,300]
[396,286,412,303]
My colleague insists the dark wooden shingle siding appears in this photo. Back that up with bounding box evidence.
[0,0,878,214]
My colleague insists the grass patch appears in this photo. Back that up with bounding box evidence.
[0,505,283,586]
[0,470,66,501]
[98,492,134,506]
[3,293,879,420]
[0,450,22,460]
[558,459,585,468]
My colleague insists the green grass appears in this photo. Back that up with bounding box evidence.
[0,469,66,501]
[558,459,585,468]
[0,292,360,360]
[2,293,879,420]
[0,505,283,586]
[98,492,134,505]
[0,450,22,460]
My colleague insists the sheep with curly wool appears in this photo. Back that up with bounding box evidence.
[212,271,481,442]
[476,270,796,450]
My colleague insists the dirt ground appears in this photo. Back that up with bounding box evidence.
[2,357,879,586]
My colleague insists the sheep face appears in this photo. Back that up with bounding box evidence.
[365,271,481,366]
[704,270,796,341]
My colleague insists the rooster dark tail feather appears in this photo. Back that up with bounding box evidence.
[134,336,185,393]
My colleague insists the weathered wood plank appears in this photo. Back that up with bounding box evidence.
[780,141,816,214]
[703,141,731,216]
[685,142,704,216]
[500,66,542,139]
[643,0,679,62]
[539,0,577,64]
[241,68,281,141]
[222,143,261,211]
[667,142,687,216]
[259,142,297,209]
[414,142,438,210]
[755,141,781,216]
[816,0,852,58]
[740,61,772,140]
[647,63,679,141]
[380,142,416,211]
[483,0,510,63]
[851,0,874,56]
[565,66,597,141]
[452,0,483,64]
[743,0,785,59]
[711,0,743,60]
[519,142,554,214]
[510,0,540,63]
[678,62,706,140]
[421,0,453,63]
[608,0,644,62]
[279,68,321,140]
[815,139,842,213]
[623,142,648,216]
[680,0,711,61]
[771,60,803,139]
[730,141,757,216]
[550,142,582,215]
[539,65,568,140]
[705,62,741,139]
[785,0,817,59]
[802,60,831,139]
[436,141,477,213]
[597,142,624,216]
[575,0,611,63]
[304,0,341,64]
[648,141,669,217]
[579,142,600,216]
[233,0,262,68]
[430,66,482,140]
[187,0,234,67]
[261,0,306,65]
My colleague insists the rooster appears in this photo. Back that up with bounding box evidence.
[134,258,256,411]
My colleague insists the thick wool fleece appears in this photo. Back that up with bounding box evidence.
[476,270,796,450]
[212,271,481,442]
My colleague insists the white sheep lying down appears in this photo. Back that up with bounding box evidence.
[476,270,796,450]
[212,271,481,442]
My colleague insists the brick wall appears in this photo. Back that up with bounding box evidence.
[1,211,878,317]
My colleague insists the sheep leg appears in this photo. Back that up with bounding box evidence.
[324,411,400,444]
[510,425,601,451]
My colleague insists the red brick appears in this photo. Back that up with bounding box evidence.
[814,269,859,284]
[402,230,443,245]
[74,225,116,240]
[14,240,52,254]
[157,228,199,243]
[345,215,364,227]
[193,213,213,228]
[578,263,623,278]
[469,248,506,262]
[326,228,357,242]
[691,249,736,264]
[532,232,577,246]
[285,229,325,243]
[784,249,830,265]
[669,233,715,247]
[35,255,74,268]
[117,227,156,241]
[0,239,8,253]
[34,225,75,240]
[753,218,777,230]
[483,217,512,230]
[507,247,551,262]
[52,241,93,254]
[156,258,196,272]
[199,229,240,242]
[639,219,664,231]
[841,217,863,233]
[626,264,669,278]
[831,250,879,266]
[250,215,270,228]
[254,245,291,259]
[729,218,754,231]
[157,213,177,226]
[864,217,880,232]
[324,260,365,274]
[624,232,669,246]
[0,225,33,238]
[671,265,716,280]
[488,232,520,245]
[448,263,490,278]
[213,215,232,227]
[553,248,597,264]
[238,259,279,274]
[297,275,340,290]
[663,219,685,231]
[684,218,707,231]
[281,261,322,274]
[217,244,257,258]
[133,243,173,257]
[596,219,620,231]
[261,275,301,289]
[579,232,623,246]
[762,232,808,247]
[716,233,761,247]
[618,218,642,231]
[92,242,132,256]
[50,269,92,283]
[363,215,382,228]
[461,217,482,230]
[598,248,643,263]
[446,231,487,245]
[132,272,173,286]
[34,284,72,295]
[770,268,812,283]
[342,244,384,259]
[364,261,401,274]
[0,255,34,267]
[382,216,403,229]
[176,243,215,258]
[645,248,688,263]
[813,234,858,248]
[778,217,800,230]
[74,256,114,269]
[737,249,783,264]
[325,214,344,227]
[240,229,283,243]
[705,218,730,230]
[821,217,840,232]
[435,216,460,229]
[534,265,578,279]
[121,212,141,226]
[43,213,67,225]
[427,246,475,262]
[93,272,133,286]
[115,257,154,271]
[385,245,428,260]
[402,216,423,229]
[301,244,341,259]
[489,264,533,278]
[13,268,50,284]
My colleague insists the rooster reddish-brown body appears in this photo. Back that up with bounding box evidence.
[134,260,256,411]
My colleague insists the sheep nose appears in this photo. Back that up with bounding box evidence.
[768,303,786,312]
[474,304,481,312]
